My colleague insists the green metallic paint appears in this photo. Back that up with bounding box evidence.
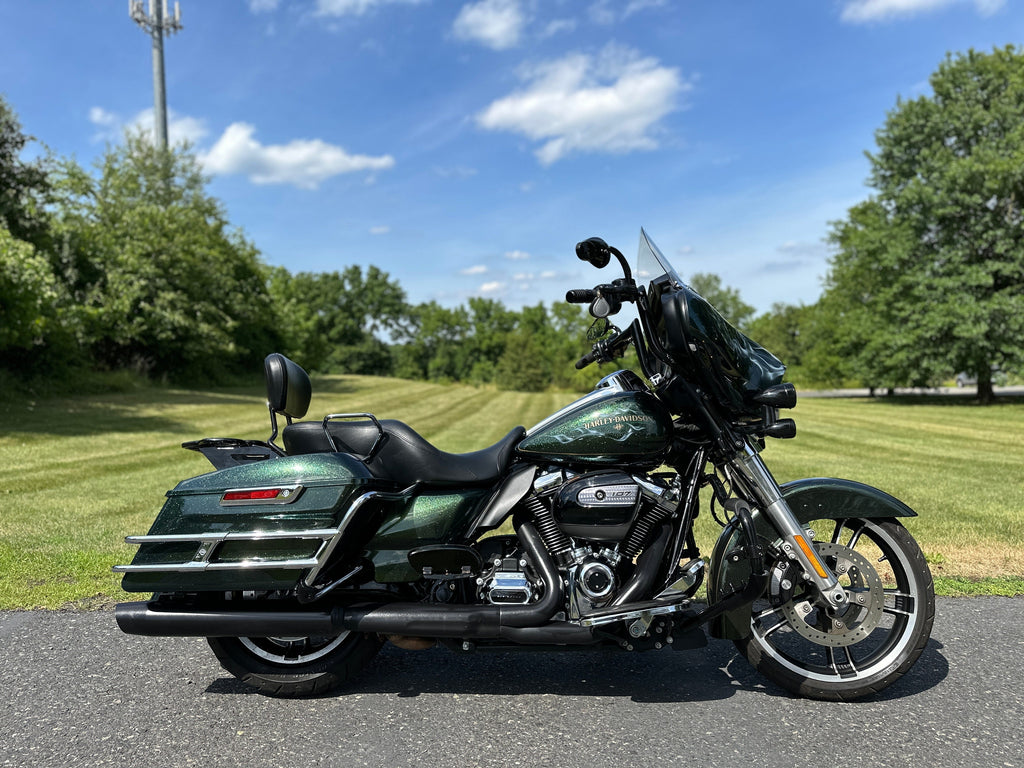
[365,489,490,582]
[120,452,379,593]
[517,391,672,466]
[170,452,374,496]
[706,477,919,640]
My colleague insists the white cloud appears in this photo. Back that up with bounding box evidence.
[624,0,667,17]
[476,44,687,165]
[513,271,533,280]
[504,250,530,260]
[248,0,280,12]
[452,0,526,50]
[314,0,424,16]
[369,225,390,234]
[479,281,505,293]
[89,106,118,127]
[539,270,556,279]
[88,106,208,146]
[136,108,209,145]
[201,123,394,189]
[433,165,478,178]
[588,0,616,25]
[840,0,1004,22]
[461,264,488,275]
[541,18,576,37]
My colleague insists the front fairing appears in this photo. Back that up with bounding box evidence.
[637,229,786,417]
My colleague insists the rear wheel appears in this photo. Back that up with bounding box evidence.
[208,630,381,697]
[735,518,934,701]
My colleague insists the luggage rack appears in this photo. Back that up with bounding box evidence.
[114,485,416,587]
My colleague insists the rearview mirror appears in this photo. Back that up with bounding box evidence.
[575,237,612,269]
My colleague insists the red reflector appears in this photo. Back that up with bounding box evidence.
[223,489,282,502]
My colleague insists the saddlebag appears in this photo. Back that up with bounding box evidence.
[115,452,383,593]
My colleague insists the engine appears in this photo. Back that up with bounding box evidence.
[474,537,538,605]
[530,468,681,617]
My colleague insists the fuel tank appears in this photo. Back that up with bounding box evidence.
[516,371,672,469]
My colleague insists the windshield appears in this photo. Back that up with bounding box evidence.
[636,228,684,290]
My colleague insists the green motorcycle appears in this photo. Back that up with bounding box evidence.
[115,230,934,700]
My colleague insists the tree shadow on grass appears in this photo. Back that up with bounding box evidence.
[0,377,363,438]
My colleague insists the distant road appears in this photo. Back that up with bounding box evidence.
[800,385,1024,398]
[1,598,1022,768]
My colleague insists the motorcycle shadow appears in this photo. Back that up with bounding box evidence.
[206,636,948,703]
[722,637,949,702]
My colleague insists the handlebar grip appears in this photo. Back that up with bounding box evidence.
[565,289,596,304]
[575,350,598,370]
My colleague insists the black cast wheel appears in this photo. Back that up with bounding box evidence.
[208,630,382,697]
[735,518,934,701]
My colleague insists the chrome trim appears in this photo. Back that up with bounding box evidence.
[578,598,690,629]
[123,529,337,545]
[219,484,303,506]
[114,484,419,582]
[321,412,385,461]
[113,558,320,573]
[726,443,844,606]
[302,484,417,587]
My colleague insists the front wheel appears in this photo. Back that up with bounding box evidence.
[735,518,934,701]
[208,630,382,697]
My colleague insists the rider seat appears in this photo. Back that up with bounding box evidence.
[264,353,524,488]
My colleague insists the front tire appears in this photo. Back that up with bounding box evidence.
[735,518,934,701]
[208,630,382,697]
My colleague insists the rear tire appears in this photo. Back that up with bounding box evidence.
[208,630,382,697]
[735,518,934,701]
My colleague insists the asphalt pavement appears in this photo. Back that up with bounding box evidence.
[1,597,1021,768]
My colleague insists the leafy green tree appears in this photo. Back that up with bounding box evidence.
[53,134,280,379]
[0,95,51,252]
[0,226,63,357]
[393,301,471,382]
[746,302,810,370]
[825,46,1024,402]
[689,272,755,332]
[463,297,517,383]
[268,265,407,374]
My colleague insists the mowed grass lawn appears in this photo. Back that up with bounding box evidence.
[1,376,1021,609]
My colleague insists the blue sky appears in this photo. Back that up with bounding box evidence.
[1,0,1020,313]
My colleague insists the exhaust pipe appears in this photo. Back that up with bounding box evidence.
[115,521,568,641]
[115,602,341,637]
[338,521,562,638]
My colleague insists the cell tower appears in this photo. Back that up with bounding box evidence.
[129,0,183,150]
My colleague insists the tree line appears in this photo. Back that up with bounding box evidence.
[0,96,606,393]
[745,46,1024,403]
[4,47,1023,400]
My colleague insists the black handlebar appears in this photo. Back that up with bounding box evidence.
[575,348,600,369]
[565,289,597,304]
[574,325,633,370]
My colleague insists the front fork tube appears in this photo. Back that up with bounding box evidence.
[727,444,849,610]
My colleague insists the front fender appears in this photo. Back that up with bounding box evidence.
[706,478,918,640]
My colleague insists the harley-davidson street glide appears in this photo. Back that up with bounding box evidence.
[114,230,935,700]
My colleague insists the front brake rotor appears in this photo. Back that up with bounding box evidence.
[779,542,884,647]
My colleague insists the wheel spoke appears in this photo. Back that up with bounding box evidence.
[846,523,865,549]
[827,645,858,677]
[754,605,784,622]
[831,520,846,545]
[884,589,916,617]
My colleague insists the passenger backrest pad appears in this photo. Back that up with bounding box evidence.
[264,353,312,419]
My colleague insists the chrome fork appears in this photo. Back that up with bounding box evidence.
[727,443,848,610]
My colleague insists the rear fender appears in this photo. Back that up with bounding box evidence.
[707,478,917,640]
